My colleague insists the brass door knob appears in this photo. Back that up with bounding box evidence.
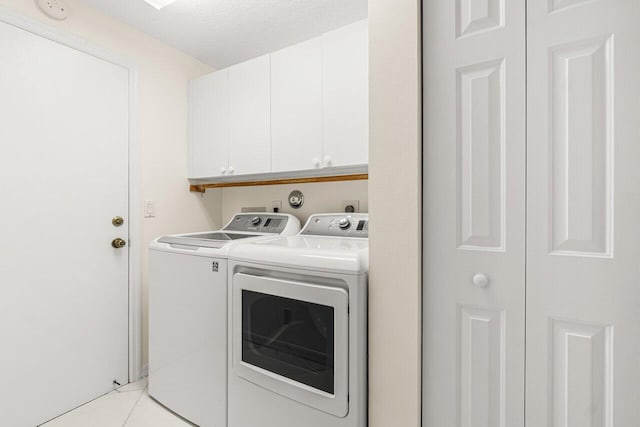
[112,216,124,227]
[112,238,127,249]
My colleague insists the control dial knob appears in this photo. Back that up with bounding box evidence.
[251,216,262,226]
[338,218,351,230]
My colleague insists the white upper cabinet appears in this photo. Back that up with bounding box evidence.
[271,38,323,173]
[322,20,369,168]
[188,20,368,180]
[228,54,271,175]
[189,70,229,178]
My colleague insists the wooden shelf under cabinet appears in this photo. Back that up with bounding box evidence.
[189,167,368,193]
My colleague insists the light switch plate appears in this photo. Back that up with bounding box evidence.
[144,200,156,218]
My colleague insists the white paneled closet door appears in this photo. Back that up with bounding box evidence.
[526,0,640,425]
[423,0,526,426]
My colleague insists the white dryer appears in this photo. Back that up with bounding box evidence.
[227,213,368,427]
[148,213,300,427]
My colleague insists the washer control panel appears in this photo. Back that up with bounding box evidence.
[224,214,290,233]
[300,213,369,238]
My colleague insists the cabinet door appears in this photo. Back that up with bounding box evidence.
[423,0,526,426]
[322,20,369,168]
[271,38,323,173]
[526,0,640,425]
[228,55,271,175]
[188,70,229,178]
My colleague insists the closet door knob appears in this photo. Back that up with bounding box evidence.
[472,273,489,288]
[228,166,234,175]
[312,158,321,168]
[220,167,227,175]
[324,155,332,167]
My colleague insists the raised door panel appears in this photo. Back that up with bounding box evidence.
[322,19,369,168]
[456,0,504,38]
[457,59,505,251]
[423,0,526,426]
[458,307,506,427]
[189,70,229,178]
[550,319,613,427]
[550,37,613,256]
[526,0,640,425]
[271,38,322,173]
[228,55,271,175]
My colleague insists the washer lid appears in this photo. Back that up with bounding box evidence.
[158,232,260,248]
[228,235,369,274]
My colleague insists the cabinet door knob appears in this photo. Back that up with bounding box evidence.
[312,158,320,168]
[472,273,489,288]
[323,155,332,167]
[228,166,234,175]
[220,167,227,175]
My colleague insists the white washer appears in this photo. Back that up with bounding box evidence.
[148,213,300,427]
[227,213,368,427]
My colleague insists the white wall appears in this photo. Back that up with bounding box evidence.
[368,0,422,426]
[221,180,368,225]
[0,0,223,368]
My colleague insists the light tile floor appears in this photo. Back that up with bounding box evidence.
[40,378,194,427]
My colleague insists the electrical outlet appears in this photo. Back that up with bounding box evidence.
[343,200,360,213]
[271,200,283,212]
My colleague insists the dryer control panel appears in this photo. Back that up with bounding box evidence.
[300,213,369,238]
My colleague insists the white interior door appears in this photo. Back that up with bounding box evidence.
[423,0,526,425]
[0,20,129,426]
[526,0,640,425]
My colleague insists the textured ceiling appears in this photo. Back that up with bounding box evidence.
[82,0,368,69]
